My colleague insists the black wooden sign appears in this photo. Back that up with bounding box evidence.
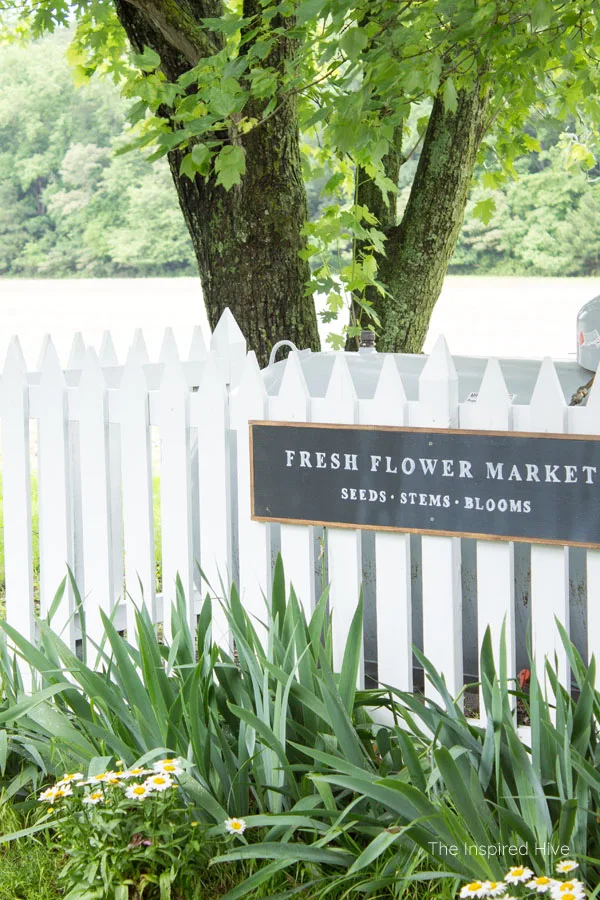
[250,421,600,548]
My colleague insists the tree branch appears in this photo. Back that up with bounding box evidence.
[122,0,221,65]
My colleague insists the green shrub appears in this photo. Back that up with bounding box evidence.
[215,625,600,896]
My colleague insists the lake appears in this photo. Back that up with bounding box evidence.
[1,275,599,368]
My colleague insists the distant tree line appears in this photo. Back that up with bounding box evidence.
[2,33,600,281]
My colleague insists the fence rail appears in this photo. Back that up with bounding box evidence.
[0,309,597,702]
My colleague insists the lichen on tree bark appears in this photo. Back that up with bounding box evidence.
[115,0,321,367]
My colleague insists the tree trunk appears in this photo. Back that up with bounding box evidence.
[114,0,320,367]
[370,86,490,353]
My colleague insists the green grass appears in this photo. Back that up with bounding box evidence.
[0,804,63,900]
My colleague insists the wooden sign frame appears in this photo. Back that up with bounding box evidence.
[249,420,600,549]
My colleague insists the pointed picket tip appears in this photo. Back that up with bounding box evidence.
[476,358,510,408]
[159,327,181,365]
[231,349,267,414]
[210,307,246,355]
[530,357,566,410]
[79,348,106,392]
[278,351,309,399]
[122,332,150,394]
[530,356,566,432]
[188,326,207,360]
[39,335,65,387]
[68,332,86,370]
[374,354,407,405]
[126,329,150,368]
[325,353,357,402]
[2,336,27,380]
[420,334,457,383]
[99,331,119,367]
[37,334,52,372]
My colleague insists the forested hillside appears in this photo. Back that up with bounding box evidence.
[0,32,196,278]
[2,33,600,279]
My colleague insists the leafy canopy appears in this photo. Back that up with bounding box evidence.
[2,0,600,340]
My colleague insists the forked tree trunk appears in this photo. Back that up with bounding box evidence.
[114,0,320,367]
[371,86,490,353]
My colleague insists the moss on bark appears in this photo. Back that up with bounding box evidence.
[372,86,490,354]
[114,0,320,367]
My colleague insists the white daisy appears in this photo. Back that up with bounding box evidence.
[555,862,579,875]
[551,881,585,900]
[551,892,585,900]
[153,760,183,776]
[83,771,118,786]
[528,877,559,893]
[56,772,84,786]
[224,817,247,836]
[125,783,151,801]
[144,773,173,792]
[82,790,104,805]
[505,867,534,884]
[121,767,152,779]
[482,882,507,897]
[39,784,73,802]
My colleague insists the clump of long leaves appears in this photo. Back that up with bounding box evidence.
[212,624,600,896]
[0,557,378,823]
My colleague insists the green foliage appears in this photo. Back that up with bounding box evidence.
[35,762,214,899]
[214,625,600,897]
[3,0,600,344]
[451,149,600,276]
[0,558,376,823]
[0,33,195,278]
[1,558,599,898]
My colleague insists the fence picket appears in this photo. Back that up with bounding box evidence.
[120,331,155,637]
[158,351,194,639]
[194,353,230,647]
[100,331,119,367]
[359,356,412,691]
[269,352,314,615]
[1,338,35,645]
[1,306,599,701]
[188,326,207,361]
[38,337,73,643]
[68,333,86,370]
[528,357,569,686]
[230,351,270,638]
[569,376,600,667]
[461,358,515,712]
[211,308,247,388]
[159,328,181,366]
[417,336,462,700]
[78,349,114,662]
[312,356,362,680]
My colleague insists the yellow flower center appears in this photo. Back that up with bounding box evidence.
[488,884,499,890]
[511,869,524,876]
[54,789,67,798]
[91,792,102,800]
[133,786,146,795]
[561,894,576,900]
[535,878,551,885]
[163,764,176,771]
[231,821,243,831]
[154,777,166,784]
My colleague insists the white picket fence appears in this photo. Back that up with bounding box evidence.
[0,308,598,703]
